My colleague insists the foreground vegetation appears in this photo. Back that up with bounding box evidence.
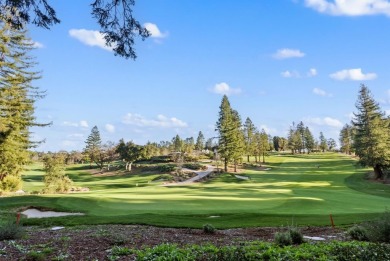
[1,153,389,228]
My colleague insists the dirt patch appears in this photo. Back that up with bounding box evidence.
[0,225,345,260]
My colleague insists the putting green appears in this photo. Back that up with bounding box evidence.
[1,153,389,228]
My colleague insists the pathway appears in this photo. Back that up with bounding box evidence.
[162,165,215,186]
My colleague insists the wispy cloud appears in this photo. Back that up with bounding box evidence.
[307,68,318,77]
[105,124,115,133]
[304,116,343,128]
[144,23,168,39]
[304,0,390,17]
[69,29,112,51]
[273,48,305,59]
[313,87,332,97]
[122,113,188,128]
[281,70,300,78]
[210,82,242,96]
[330,68,377,81]
[62,120,89,128]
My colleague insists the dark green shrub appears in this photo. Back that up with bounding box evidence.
[203,223,216,234]
[183,163,206,170]
[288,226,304,244]
[274,232,292,246]
[347,225,369,241]
[366,211,390,243]
[0,218,24,241]
[158,164,176,173]
[150,155,172,163]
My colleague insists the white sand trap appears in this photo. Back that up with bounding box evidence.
[235,175,250,180]
[22,209,85,218]
[208,216,221,218]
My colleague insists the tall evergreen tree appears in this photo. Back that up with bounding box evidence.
[216,95,242,172]
[0,20,46,191]
[319,132,328,152]
[84,126,104,169]
[304,127,315,153]
[352,85,390,179]
[243,117,257,162]
[339,124,354,155]
[195,131,205,151]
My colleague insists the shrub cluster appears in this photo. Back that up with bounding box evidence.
[1,175,22,192]
[274,226,304,246]
[347,211,390,243]
[203,223,216,234]
[0,217,24,241]
[107,241,390,260]
[183,163,207,170]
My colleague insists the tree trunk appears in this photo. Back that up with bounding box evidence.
[373,164,384,180]
[262,152,265,163]
[255,155,258,162]
[224,158,228,172]
[128,162,133,171]
[234,160,237,172]
[247,155,250,162]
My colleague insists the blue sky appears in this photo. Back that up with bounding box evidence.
[27,0,390,152]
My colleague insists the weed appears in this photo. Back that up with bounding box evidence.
[25,250,46,261]
[274,231,292,246]
[0,216,24,241]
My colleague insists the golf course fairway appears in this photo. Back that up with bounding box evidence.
[1,153,389,228]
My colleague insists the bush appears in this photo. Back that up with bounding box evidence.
[150,155,172,163]
[288,226,304,244]
[183,163,206,170]
[0,217,24,241]
[366,211,390,243]
[158,164,176,173]
[347,225,369,241]
[274,232,292,246]
[25,251,46,261]
[1,175,22,192]
[203,223,216,234]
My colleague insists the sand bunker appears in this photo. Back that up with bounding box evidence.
[21,209,85,218]
[235,175,250,180]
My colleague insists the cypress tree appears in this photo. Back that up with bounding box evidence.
[243,117,257,162]
[352,85,390,179]
[84,126,104,169]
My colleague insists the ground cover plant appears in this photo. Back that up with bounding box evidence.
[0,153,389,228]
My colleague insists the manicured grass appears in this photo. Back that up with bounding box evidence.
[1,153,389,228]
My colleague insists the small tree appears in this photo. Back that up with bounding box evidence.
[116,139,144,171]
[195,131,205,151]
[319,132,328,152]
[43,154,73,193]
[84,126,104,170]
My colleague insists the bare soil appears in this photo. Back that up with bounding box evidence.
[0,225,345,260]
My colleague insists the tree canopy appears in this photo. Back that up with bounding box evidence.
[0,0,150,59]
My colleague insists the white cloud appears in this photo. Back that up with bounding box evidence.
[313,87,332,97]
[143,23,167,38]
[329,68,377,81]
[305,117,343,128]
[80,120,89,128]
[304,0,390,17]
[307,68,318,77]
[259,125,277,135]
[211,82,242,96]
[122,113,188,128]
[281,70,300,78]
[30,40,44,48]
[61,140,78,148]
[62,121,79,127]
[69,29,112,51]
[273,48,305,59]
[105,124,115,133]
[67,133,84,139]
[385,109,390,116]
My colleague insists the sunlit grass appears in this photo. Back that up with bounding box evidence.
[0,153,389,227]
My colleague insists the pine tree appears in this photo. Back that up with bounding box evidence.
[216,95,243,172]
[352,85,390,179]
[339,124,354,155]
[319,132,328,152]
[84,126,104,169]
[195,131,205,151]
[243,117,257,162]
[0,20,46,191]
[304,127,315,153]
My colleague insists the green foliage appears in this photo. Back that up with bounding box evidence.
[203,223,216,234]
[365,211,390,243]
[110,245,132,256]
[0,21,46,189]
[43,154,73,193]
[274,231,293,246]
[1,175,22,192]
[0,217,24,241]
[158,164,176,173]
[347,225,369,241]
[288,226,304,244]
[25,251,46,261]
[150,155,171,163]
[352,85,390,179]
[182,163,206,170]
